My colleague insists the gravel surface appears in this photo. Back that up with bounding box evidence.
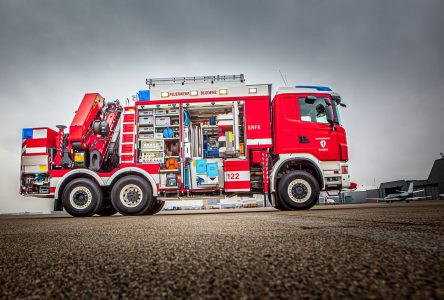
[1,201,444,299]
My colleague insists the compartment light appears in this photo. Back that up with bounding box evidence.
[190,90,198,96]
[219,89,228,95]
[161,92,169,98]
[249,87,257,94]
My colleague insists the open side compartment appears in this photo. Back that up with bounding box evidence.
[136,104,181,190]
[182,101,248,193]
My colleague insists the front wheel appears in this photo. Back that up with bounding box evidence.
[62,178,104,217]
[111,175,155,216]
[277,171,320,210]
[144,200,165,215]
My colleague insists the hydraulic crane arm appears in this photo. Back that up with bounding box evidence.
[54,93,122,171]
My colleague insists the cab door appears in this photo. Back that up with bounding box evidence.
[295,94,340,161]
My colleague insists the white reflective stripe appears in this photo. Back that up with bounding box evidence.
[33,129,47,139]
[246,138,272,146]
[151,174,160,184]
[225,188,250,192]
[225,170,250,182]
[50,177,60,188]
[26,147,47,154]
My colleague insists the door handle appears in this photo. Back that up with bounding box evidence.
[299,136,310,144]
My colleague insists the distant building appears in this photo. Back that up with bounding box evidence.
[378,157,444,200]
[428,157,444,194]
[374,158,444,199]
[345,157,444,203]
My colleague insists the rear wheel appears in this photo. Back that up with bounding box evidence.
[96,202,117,216]
[277,171,320,210]
[62,178,103,217]
[111,176,155,216]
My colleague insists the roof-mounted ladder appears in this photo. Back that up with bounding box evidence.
[146,74,245,88]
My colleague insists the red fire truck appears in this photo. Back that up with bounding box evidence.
[20,74,352,217]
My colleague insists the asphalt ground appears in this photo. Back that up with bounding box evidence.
[1,201,444,299]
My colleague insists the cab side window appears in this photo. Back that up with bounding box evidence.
[298,97,329,124]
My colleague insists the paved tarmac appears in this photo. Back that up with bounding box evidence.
[1,201,444,299]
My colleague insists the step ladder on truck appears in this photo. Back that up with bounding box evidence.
[19,74,355,217]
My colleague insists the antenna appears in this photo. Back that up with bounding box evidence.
[279,70,288,86]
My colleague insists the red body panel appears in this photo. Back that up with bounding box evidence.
[244,98,272,145]
[22,128,58,156]
[223,159,250,192]
[337,126,348,161]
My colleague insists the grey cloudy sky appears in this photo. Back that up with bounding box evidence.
[0,0,443,213]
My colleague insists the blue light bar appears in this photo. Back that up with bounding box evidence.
[22,128,33,139]
[296,85,332,91]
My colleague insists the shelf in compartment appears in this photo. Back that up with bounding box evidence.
[138,124,154,127]
[165,155,179,158]
[155,114,179,117]
[154,125,180,128]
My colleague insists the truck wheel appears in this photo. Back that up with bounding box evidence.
[277,171,320,210]
[144,200,165,215]
[274,195,291,211]
[62,178,103,217]
[111,175,155,216]
[96,203,117,216]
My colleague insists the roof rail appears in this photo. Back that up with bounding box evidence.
[146,74,245,88]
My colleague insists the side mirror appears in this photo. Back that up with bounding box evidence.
[331,95,341,104]
[305,95,317,104]
[332,94,347,107]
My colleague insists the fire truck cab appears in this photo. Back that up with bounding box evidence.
[20,74,351,217]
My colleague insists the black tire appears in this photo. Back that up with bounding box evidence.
[144,200,165,215]
[274,194,292,211]
[277,171,320,210]
[111,175,155,216]
[62,178,104,217]
[96,203,117,216]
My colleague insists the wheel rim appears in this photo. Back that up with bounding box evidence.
[287,179,312,203]
[120,184,143,208]
[69,186,93,210]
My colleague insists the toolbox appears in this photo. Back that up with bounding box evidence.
[155,117,170,126]
[139,116,154,125]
